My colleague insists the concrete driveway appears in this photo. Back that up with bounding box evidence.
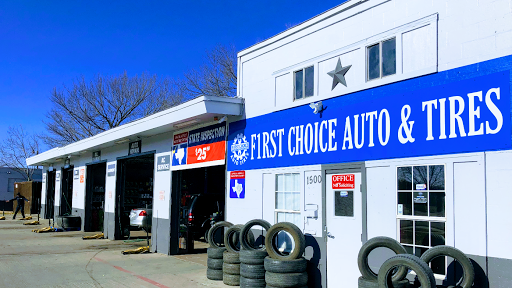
[0,215,228,288]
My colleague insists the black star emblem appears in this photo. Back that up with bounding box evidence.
[327,58,351,90]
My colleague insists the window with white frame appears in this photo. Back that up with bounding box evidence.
[367,37,396,81]
[397,165,446,275]
[275,173,301,227]
[294,66,314,100]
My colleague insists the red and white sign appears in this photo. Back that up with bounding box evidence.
[173,132,189,145]
[230,171,245,179]
[332,174,355,189]
[187,141,226,165]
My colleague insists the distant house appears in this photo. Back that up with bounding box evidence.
[0,167,42,210]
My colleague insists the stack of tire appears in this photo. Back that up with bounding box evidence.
[357,236,475,288]
[264,222,308,288]
[206,221,233,281]
[239,220,271,288]
[222,224,255,286]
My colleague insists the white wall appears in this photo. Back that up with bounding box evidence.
[485,150,512,260]
[366,152,489,257]
[239,0,512,119]
[226,165,320,233]
[41,172,46,205]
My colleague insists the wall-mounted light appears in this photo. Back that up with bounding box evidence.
[115,138,130,144]
[174,119,200,129]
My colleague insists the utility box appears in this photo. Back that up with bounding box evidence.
[13,181,42,215]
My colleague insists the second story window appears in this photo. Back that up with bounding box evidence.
[367,37,396,81]
[294,66,314,100]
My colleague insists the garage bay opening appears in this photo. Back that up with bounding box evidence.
[171,165,225,254]
[115,153,154,240]
[45,171,56,219]
[84,162,106,232]
[60,167,74,216]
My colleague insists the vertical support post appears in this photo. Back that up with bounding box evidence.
[146,203,149,247]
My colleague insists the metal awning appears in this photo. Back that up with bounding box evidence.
[27,95,243,166]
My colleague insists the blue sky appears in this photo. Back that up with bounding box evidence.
[0,1,345,145]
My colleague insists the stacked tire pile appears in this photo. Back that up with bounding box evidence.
[357,236,475,288]
[223,224,255,286]
[264,222,308,288]
[239,220,271,288]
[206,221,232,281]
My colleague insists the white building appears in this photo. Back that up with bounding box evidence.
[225,0,511,287]
[28,0,512,287]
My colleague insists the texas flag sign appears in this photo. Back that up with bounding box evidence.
[230,171,245,199]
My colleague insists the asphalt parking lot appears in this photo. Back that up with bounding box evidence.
[0,214,228,288]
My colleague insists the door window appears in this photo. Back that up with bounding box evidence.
[334,190,354,217]
[397,164,446,275]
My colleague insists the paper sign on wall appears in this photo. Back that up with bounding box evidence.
[332,174,355,189]
[230,171,245,199]
[80,169,85,183]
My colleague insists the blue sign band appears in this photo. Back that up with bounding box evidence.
[228,60,511,171]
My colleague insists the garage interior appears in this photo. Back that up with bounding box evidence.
[84,162,106,232]
[60,167,74,216]
[171,165,225,254]
[115,153,154,240]
[45,171,56,219]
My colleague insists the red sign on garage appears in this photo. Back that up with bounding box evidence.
[332,174,355,189]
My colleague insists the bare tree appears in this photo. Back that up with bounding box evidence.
[181,44,237,98]
[43,72,185,147]
[0,125,42,181]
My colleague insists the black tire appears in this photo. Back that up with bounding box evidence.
[265,222,306,261]
[225,224,255,253]
[378,254,435,288]
[264,257,307,273]
[240,249,268,265]
[206,268,223,281]
[265,271,308,287]
[208,221,233,248]
[207,258,223,270]
[207,247,227,259]
[358,276,410,288]
[240,276,266,287]
[357,236,408,282]
[420,245,474,288]
[241,219,271,251]
[223,273,240,286]
[223,262,241,275]
[240,263,265,279]
[224,251,241,264]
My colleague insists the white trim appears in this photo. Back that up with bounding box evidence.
[27,96,243,166]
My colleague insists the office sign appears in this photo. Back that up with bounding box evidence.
[129,140,141,155]
[172,123,226,168]
[228,72,510,171]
